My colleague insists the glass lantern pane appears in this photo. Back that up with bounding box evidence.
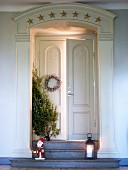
[87,145,94,158]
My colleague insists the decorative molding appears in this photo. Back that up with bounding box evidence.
[13,3,116,35]
[98,33,114,41]
[15,35,30,42]
[1,3,128,12]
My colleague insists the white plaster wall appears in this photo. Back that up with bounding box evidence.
[113,10,128,158]
[0,12,17,157]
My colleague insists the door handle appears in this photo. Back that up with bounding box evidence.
[68,90,74,96]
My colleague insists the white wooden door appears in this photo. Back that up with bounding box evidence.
[67,39,96,140]
[35,37,66,140]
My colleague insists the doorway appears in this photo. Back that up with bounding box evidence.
[13,3,118,158]
[33,31,98,141]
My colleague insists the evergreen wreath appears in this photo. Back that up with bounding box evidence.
[44,75,61,92]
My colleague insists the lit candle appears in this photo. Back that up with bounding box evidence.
[87,145,93,157]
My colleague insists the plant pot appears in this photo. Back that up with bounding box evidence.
[45,136,50,141]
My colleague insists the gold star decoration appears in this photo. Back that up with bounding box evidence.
[37,14,44,21]
[27,18,33,25]
[60,10,67,17]
[95,17,101,23]
[49,12,55,18]
[84,13,91,20]
[72,11,79,17]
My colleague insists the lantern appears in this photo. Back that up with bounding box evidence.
[85,133,95,159]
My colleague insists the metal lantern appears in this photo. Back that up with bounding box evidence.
[85,133,95,159]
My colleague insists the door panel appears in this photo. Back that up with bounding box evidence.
[44,45,61,106]
[35,38,66,140]
[67,39,95,140]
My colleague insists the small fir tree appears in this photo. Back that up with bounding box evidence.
[32,69,60,140]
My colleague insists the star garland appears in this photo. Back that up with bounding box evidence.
[26,10,102,25]
[84,13,91,20]
[60,10,67,17]
[37,15,44,21]
[27,18,33,25]
[95,17,101,23]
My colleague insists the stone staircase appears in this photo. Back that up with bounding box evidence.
[10,140,120,168]
[35,140,88,160]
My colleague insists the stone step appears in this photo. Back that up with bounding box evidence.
[10,158,120,168]
[11,141,120,168]
[32,140,97,159]
[33,149,97,160]
[44,149,86,159]
[33,140,86,150]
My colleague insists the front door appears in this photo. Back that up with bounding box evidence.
[67,39,97,140]
[35,36,97,140]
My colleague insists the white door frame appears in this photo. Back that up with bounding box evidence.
[12,3,118,158]
[34,35,98,141]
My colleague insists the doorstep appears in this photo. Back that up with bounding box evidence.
[10,158,120,168]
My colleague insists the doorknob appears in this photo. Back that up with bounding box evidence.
[68,90,74,96]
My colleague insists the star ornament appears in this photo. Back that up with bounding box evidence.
[72,11,79,17]
[95,17,102,23]
[49,12,55,18]
[37,15,44,21]
[60,10,67,17]
[84,13,91,20]
[27,18,33,25]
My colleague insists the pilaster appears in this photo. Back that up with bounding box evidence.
[12,38,32,158]
[97,33,118,158]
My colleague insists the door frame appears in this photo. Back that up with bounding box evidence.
[34,34,98,141]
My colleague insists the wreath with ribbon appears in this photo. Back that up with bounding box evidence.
[44,75,61,92]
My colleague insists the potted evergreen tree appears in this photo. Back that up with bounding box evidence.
[32,69,60,141]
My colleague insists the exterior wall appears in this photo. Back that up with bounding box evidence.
[0,12,17,158]
[0,9,128,162]
[113,10,128,160]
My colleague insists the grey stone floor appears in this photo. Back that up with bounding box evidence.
[0,166,128,170]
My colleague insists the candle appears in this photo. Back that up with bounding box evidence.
[87,145,93,157]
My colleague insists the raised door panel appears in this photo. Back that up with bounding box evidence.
[45,45,61,105]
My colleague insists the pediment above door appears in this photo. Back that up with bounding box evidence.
[13,3,116,36]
